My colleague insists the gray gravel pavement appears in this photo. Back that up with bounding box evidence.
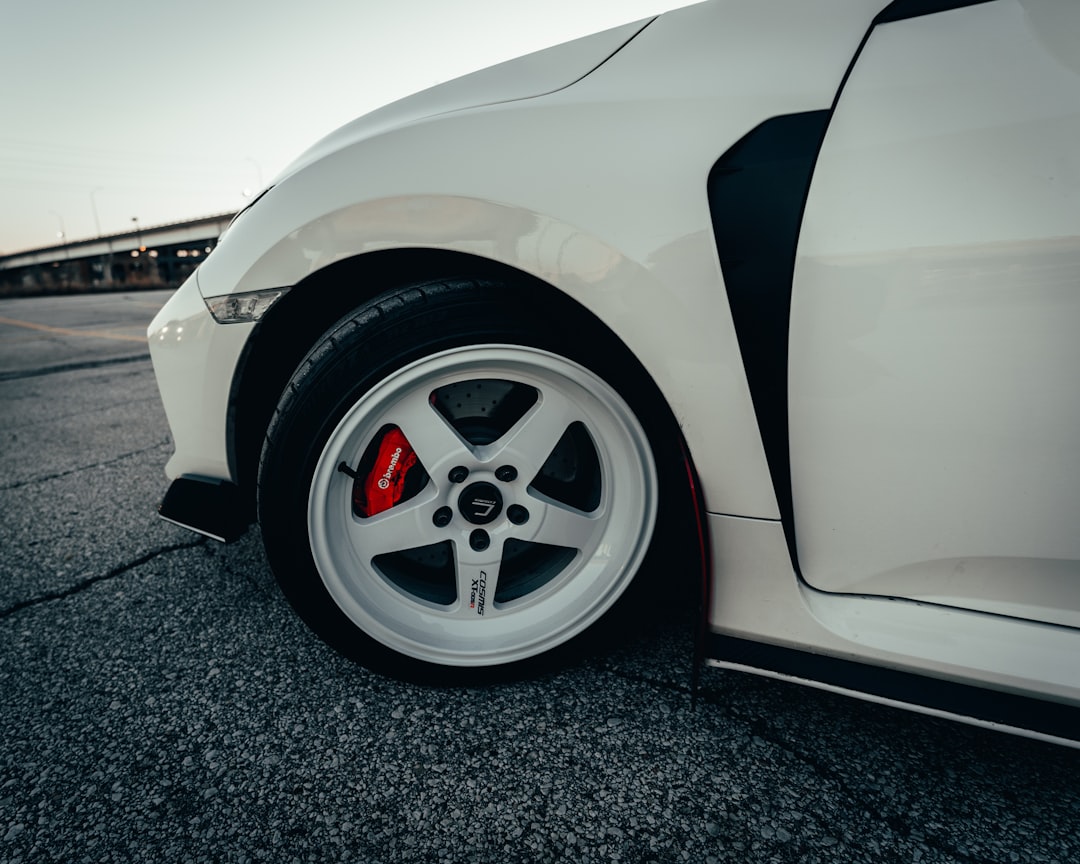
[1,292,1078,864]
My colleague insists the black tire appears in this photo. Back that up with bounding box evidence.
[258,278,679,681]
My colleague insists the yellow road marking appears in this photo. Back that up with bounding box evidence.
[0,315,148,344]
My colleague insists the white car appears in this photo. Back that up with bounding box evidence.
[149,0,1080,746]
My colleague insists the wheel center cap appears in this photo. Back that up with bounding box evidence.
[458,482,503,525]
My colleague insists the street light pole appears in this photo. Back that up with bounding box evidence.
[48,210,70,288]
[49,210,67,244]
[49,210,70,261]
[89,188,103,237]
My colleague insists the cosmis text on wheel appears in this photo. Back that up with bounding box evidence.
[258,279,681,681]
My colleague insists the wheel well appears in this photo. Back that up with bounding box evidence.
[228,248,690,528]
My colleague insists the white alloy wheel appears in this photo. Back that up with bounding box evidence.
[306,344,658,667]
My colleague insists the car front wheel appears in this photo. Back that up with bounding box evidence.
[258,279,662,679]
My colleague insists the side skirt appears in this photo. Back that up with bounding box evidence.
[707,633,1080,749]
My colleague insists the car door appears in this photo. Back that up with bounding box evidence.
[788,0,1080,627]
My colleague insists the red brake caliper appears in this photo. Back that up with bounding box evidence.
[351,426,421,518]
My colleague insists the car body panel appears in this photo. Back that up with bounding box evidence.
[149,272,251,481]
[790,0,1080,627]
[271,18,654,187]
[707,513,1080,706]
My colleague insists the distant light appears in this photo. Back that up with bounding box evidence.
[130,250,139,258]
[149,250,159,258]
[177,250,188,258]
[56,231,64,240]
[191,250,201,258]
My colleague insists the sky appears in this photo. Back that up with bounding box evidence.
[1,0,684,255]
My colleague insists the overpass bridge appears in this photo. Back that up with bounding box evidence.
[0,213,236,297]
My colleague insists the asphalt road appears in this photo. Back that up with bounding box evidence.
[1,290,1077,864]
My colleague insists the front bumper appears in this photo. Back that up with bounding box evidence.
[148,271,256,484]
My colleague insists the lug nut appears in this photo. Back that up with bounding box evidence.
[448,466,469,484]
[495,465,518,482]
[432,506,453,528]
[469,529,490,551]
[507,504,529,525]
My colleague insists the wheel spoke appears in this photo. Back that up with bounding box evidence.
[486,386,578,480]
[452,540,503,618]
[530,497,599,552]
[389,388,474,475]
[346,494,441,558]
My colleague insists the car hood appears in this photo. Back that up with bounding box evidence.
[274,17,654,183]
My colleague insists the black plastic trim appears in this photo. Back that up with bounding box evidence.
[708,634,1080,745]
[875,0,994,25]
[707,111,831,566]
[159,475,253,543]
